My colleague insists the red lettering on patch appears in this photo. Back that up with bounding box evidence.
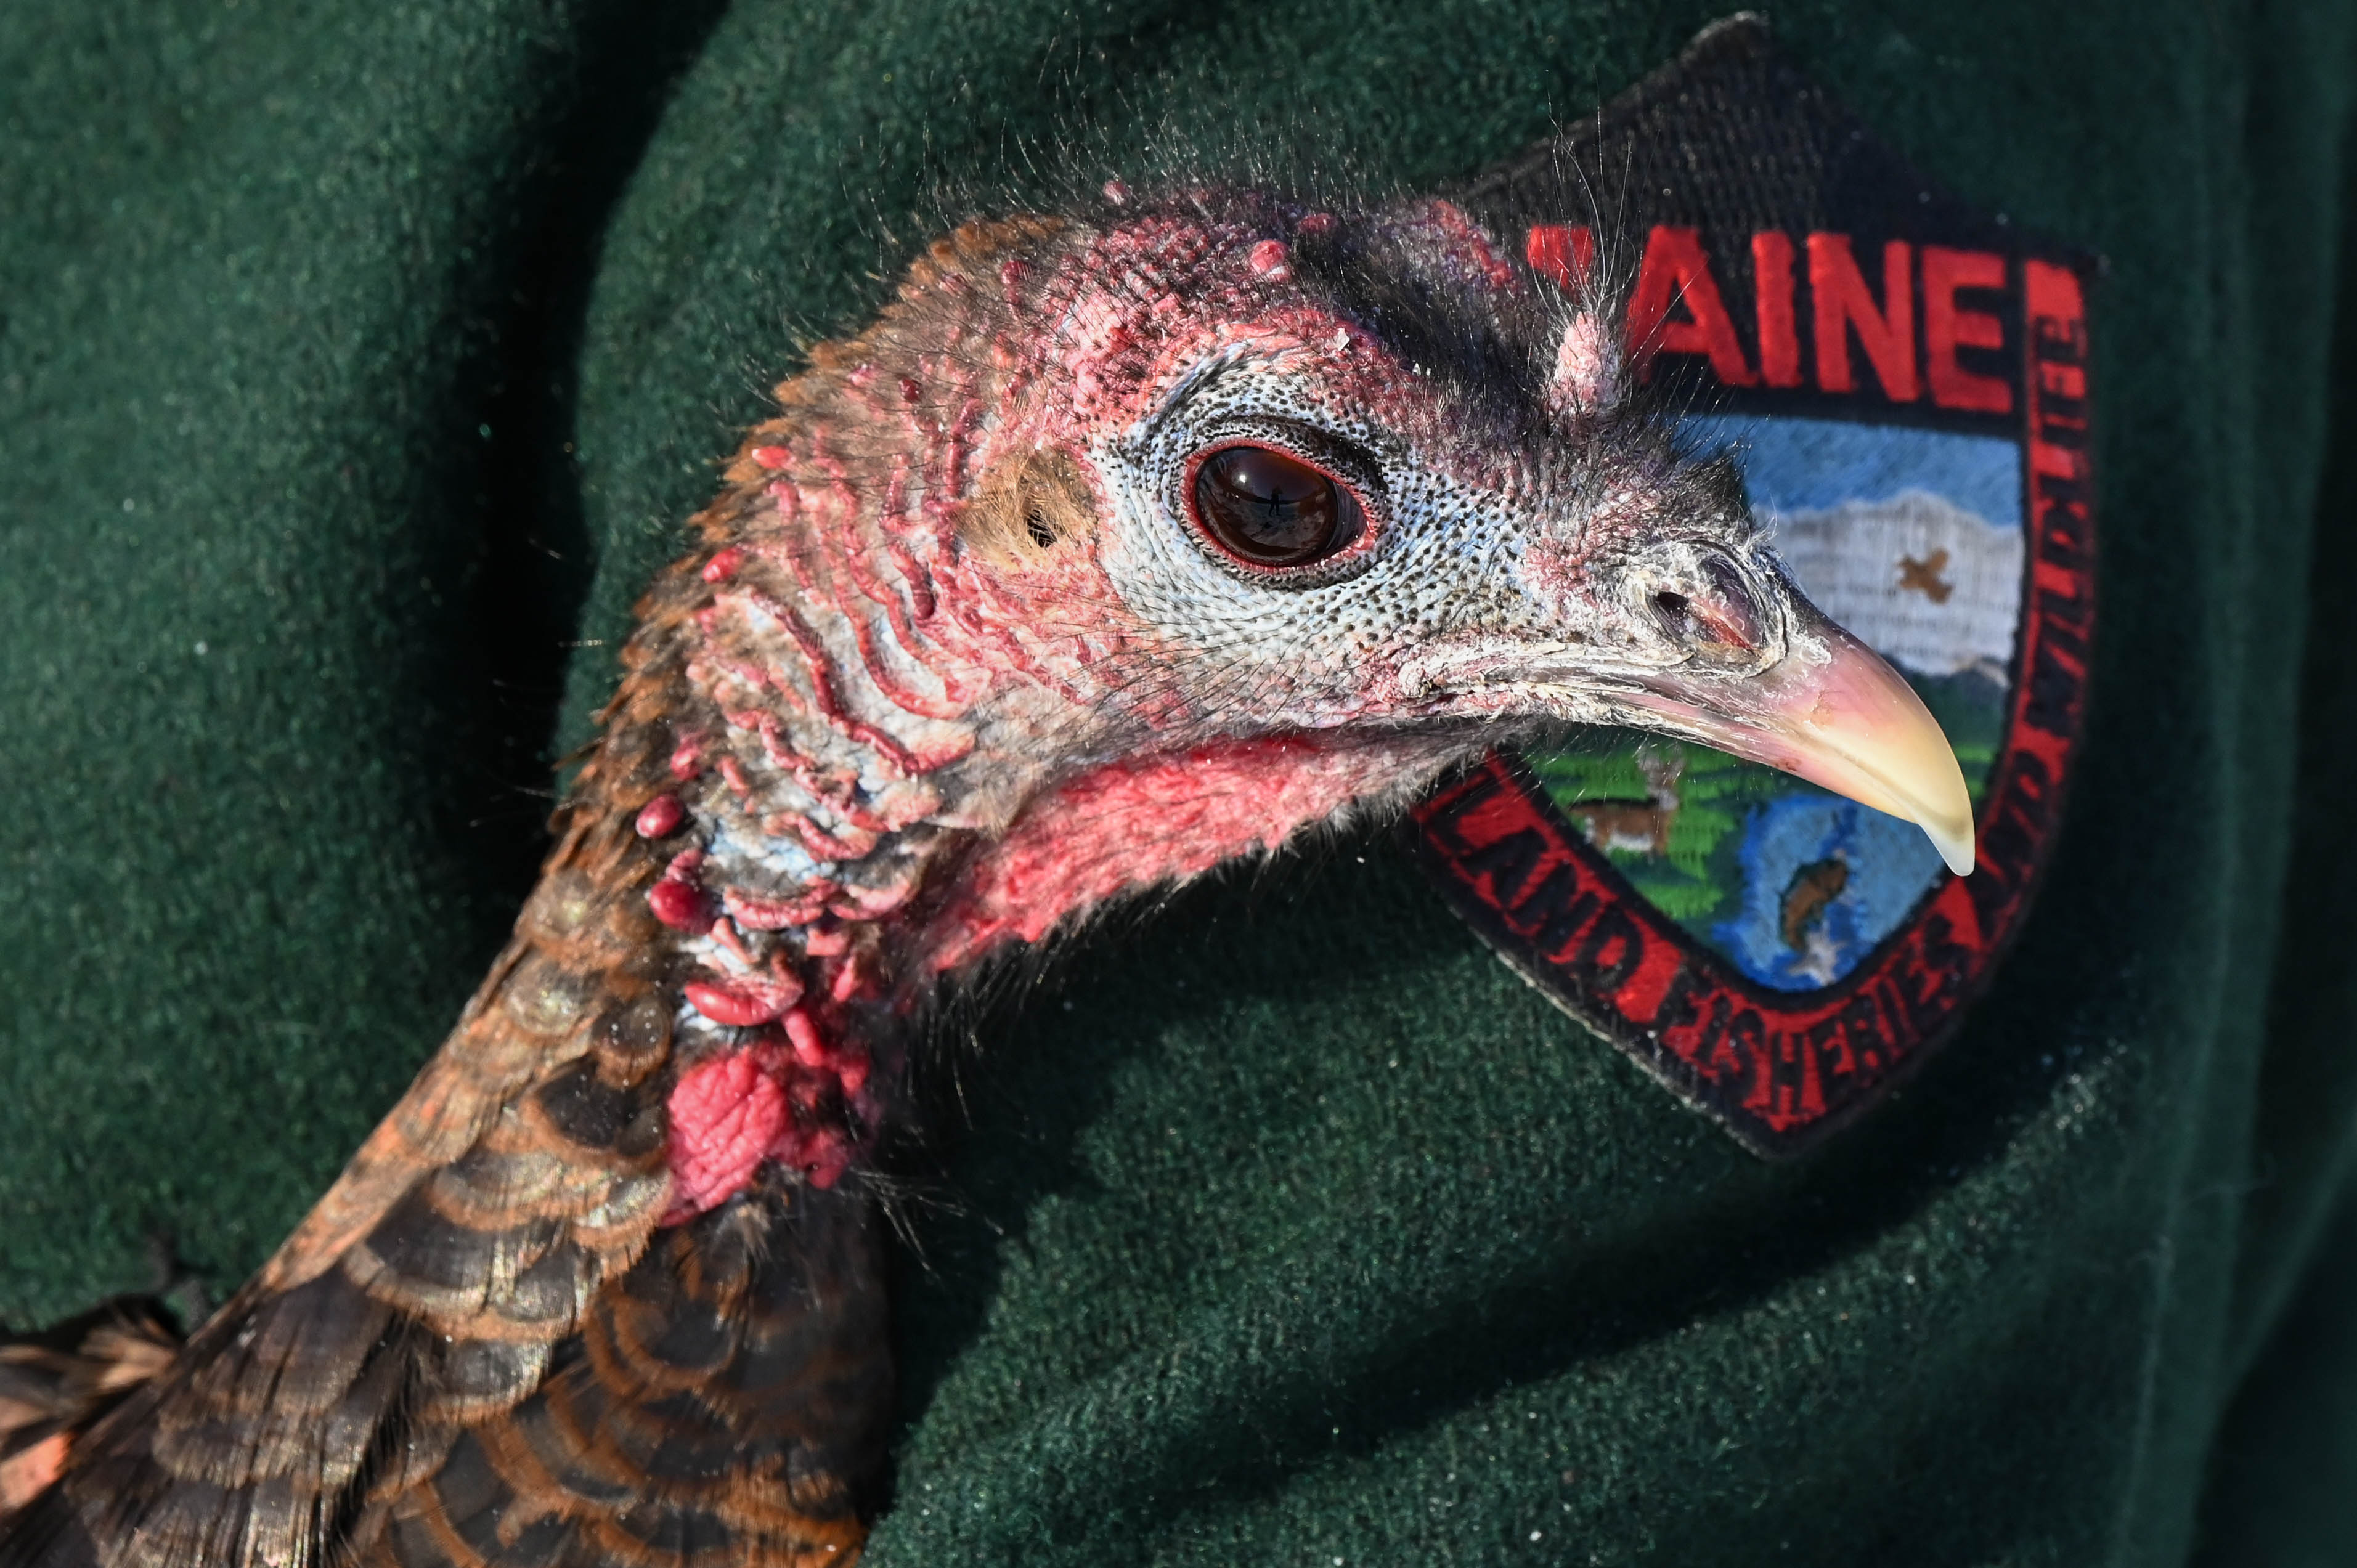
[1627,225,1756,386]
[1751,230,1804,388]
[1809,234,1918,401]
[1525,223,1595,291]
[1923,246,2013,413]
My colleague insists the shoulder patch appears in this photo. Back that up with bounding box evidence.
[1409,15,2096,1156]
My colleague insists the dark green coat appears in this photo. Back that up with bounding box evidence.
[4,2,2354,1561]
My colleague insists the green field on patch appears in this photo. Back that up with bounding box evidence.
[1526,670,2006,933]
[1529,740,1789,925]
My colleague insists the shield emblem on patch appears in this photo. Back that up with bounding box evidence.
[1411,17,2096,1156]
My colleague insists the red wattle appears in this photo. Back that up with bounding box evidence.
[783,1009,829,1068]
[648,879,712,931]
[635,794,686,839]
[684,980,783,1028]
[664,1048,788,1221]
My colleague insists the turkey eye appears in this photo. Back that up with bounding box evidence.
[1190,444,1359,567]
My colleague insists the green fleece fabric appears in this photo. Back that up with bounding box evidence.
[4,1,2356,1562]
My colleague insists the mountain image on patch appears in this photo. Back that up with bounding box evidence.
[1411,16,2096,1156]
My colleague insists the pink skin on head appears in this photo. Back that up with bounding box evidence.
[923,732,1455,973]
[645,211,1479,1220]
[1412,198,1517,289]
[1248,238,1292,280]
[723,884,837,930]
[1548,311,1618,416]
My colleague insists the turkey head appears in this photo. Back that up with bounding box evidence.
[0,189,1970,1568]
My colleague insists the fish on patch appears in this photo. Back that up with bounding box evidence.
[0,173,1973,1566]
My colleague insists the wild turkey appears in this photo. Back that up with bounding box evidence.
[0,186,1971,1567]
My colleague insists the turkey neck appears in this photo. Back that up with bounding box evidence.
[579,208,1472,1222]
[595,218,1102,1220]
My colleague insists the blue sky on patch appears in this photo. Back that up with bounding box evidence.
[1681,413,2024,530]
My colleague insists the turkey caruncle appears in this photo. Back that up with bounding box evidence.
[0,184,1972,1567]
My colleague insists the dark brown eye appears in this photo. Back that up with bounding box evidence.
[1190,444,1360,567]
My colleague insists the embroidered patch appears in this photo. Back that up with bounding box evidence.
[1411,16,2096,1156]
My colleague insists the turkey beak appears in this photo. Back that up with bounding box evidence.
[1619,598,1977,877]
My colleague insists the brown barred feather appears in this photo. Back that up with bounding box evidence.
[0,614,778,1566]
[0,1305,179,1516]
[360,1182,886,1568]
